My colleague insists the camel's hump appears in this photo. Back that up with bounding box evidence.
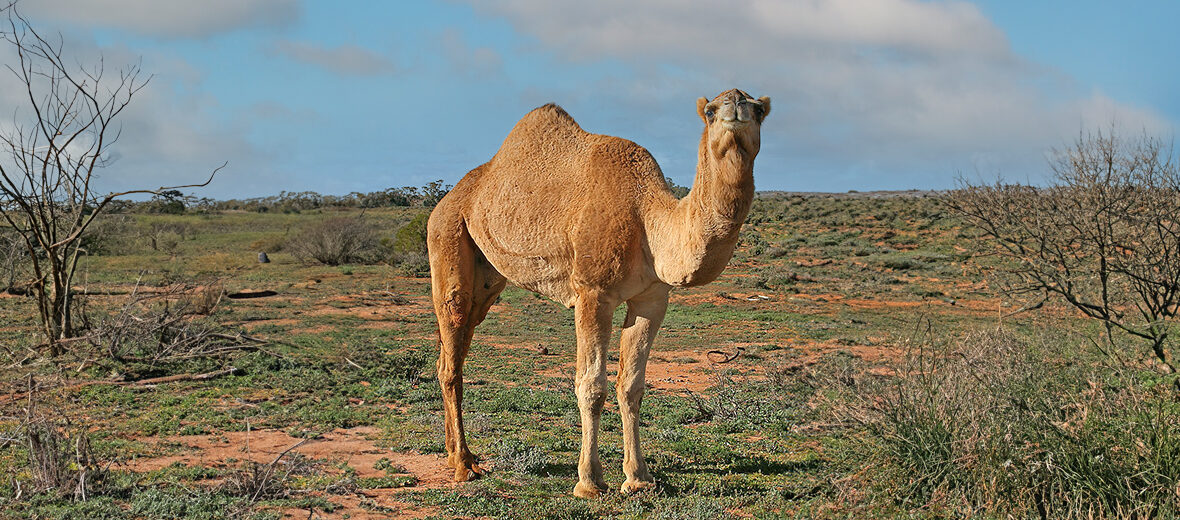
[511,103,584,135]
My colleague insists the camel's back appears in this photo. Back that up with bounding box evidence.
[451,104,667,304]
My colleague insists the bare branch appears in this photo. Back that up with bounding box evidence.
[0,5,218,353]
[951,129,1180,380]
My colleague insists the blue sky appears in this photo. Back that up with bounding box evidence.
[5,0,1177,198]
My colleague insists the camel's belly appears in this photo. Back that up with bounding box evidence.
[467,225,578,307]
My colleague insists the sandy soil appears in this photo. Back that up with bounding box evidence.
[123,426,451,519]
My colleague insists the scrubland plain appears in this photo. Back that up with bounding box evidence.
[1,192,1176,519]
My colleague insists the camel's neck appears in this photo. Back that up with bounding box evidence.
[649,132,756,287]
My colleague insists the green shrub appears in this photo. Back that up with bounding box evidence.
[387,211,430,276]
[827,328,1180,518]
[489,437,549,476]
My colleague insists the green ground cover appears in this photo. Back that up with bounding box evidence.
[0,194,1175,519]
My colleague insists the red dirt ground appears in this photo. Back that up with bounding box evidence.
[123,426,450,518]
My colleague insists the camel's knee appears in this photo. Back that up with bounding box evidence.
[576,377,608,413]
[440,290,472,329]
[437,368,463,389]
[616,383,644,414]
[436,353,464,392]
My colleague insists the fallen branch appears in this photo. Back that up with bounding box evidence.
[0,367,241,402]
[129,367,239,387]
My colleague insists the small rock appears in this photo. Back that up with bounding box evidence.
[257,251,270,263]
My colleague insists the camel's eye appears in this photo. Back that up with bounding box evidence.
[705,109,715,121]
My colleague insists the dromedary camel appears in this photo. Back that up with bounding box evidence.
[427,89,770,498]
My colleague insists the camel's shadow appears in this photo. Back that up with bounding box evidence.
[527,455,822,497]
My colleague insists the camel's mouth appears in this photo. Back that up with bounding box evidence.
[719,119,753,131]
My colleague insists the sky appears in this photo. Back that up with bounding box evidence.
[2,0,1177,199]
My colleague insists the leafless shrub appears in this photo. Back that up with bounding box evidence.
[79,214,136,256]
[143,222,193,254]
[219,440,313,503]
[181,282,225,316]
[287,215,379,266]
[950,130,1180,379]
[18,380,106,501]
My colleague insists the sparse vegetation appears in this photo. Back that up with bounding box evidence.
[1,189,1176,518]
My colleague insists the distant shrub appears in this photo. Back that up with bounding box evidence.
[79,214,136,255]
[248,234,286,254]
[664,176,689,199]
[287,215,379,266]
[386,212,430,276]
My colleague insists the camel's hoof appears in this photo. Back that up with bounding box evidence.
[452,462,483,482]
[620,478,656,495]
[572,480,605,499]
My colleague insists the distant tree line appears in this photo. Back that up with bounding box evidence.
[108,180,453,214]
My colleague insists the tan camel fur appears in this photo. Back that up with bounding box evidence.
[426,89,770,498]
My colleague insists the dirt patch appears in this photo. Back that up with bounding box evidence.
[242,318,301,330]
[789,292,999,315]
[645,352,715,392]
[125,426,454,518]
[669,292,733,306]
[538,348,717,392]
[127,427,449,483]
[306,304,429,320]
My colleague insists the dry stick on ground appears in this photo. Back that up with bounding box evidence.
[0,367,243,403]
[253,439,309,503]
[88,278,272,366]
[220,438,312,504]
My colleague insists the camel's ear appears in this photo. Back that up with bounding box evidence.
[756,96,771,123]
[696,97,709,123]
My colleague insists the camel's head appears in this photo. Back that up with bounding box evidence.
[697,89,770,160]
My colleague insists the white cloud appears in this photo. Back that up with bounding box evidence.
[462,0,1173,188]
[23,0,299,39]
[0,29,266,198]
[271,40,397,77]
[440,28,503,78]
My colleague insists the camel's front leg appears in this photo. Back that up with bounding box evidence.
[572,291,614,498]
[617,288,668,494]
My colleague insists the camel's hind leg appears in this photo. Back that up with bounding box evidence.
[428,214,505,482]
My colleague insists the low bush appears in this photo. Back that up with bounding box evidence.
[287,215,379,266]
[489,437,549,476]
[824,327,1180,518]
